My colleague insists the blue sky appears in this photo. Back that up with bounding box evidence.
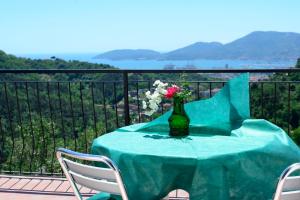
[1,0,300,54]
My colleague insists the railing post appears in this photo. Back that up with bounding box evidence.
[123,71,130,125]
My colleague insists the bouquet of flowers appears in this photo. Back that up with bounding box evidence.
[142,80,191,116]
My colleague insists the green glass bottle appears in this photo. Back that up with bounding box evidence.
[168,96,190,136]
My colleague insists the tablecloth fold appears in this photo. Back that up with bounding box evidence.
[121,73,250,135]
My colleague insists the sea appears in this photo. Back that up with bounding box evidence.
[16,53,295,70]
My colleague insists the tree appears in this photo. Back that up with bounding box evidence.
[296,58,300,68]
[292,127,300,145]
[290,109,300,129]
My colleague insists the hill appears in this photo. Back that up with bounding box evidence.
[93,49,161,60]
[0,50,115,70]
[162,42,223,60]
[219,31,300,60]
[95,31,300,61]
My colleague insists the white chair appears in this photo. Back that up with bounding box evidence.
[273,163,300,200]
[56,148,128,200]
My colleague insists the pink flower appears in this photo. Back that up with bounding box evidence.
[165,86,180,99]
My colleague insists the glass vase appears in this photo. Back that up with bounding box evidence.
[168,96,190,136]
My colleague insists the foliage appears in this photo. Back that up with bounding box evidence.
[292,127,300,145]
[1,49,300,175]
[296,58,300,68]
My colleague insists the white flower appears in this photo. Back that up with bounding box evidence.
[145,91,151,99]
[159,81,168,87]
[149,99,158,110]
[149,91,161,104]
[154,96,162,104]
[142,101,147,109]
[156,87,167,95]
[154,80,168,88]
[155,97,162,104]
[143,80,169,116]
[154,81,168,95]
[144,110,155,116]
[151,91,160,99]
[153,80,162,86]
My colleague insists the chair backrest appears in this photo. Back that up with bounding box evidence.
[274,163,300,200]
[56,148,128,200]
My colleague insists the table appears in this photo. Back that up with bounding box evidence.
[92,119,300,200]
[92,74,300,199]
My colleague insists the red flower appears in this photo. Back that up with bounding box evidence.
[165,86,180,99]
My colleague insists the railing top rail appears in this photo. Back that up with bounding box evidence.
[2,80,300,84]
[0,68,299,73]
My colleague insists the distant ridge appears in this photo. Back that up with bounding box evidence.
[94,31,300,61]
[94,49,161,60]
[162,42,223,60]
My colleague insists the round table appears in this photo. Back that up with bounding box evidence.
[91,120,300,200]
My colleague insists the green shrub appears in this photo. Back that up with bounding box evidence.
[291,127,300,145]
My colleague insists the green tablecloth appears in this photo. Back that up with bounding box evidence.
[92,74,300,200]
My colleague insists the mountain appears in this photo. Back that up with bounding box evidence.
[162,42,223,60]
[218,31,300,60]
[94,31,300,61]
[93,49,161,60]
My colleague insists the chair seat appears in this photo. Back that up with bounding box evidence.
[57,148,128,200]
[87,192,121,200]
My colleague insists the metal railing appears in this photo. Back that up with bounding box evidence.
[0,68,299,176]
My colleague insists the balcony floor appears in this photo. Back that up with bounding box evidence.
[0,175,189,200]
